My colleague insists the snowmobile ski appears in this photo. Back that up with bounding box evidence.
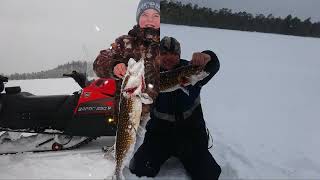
[0,132,95,155]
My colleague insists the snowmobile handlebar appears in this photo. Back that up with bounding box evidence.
[63,71,87,88]
[62,71,76,78]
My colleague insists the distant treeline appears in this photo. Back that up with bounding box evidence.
[6,61,95,80]
[161,0,320,38]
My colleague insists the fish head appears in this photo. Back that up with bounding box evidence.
[122,58,153,105]
[122,59,150,100]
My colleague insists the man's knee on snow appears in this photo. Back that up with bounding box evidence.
[207,162,221,180]
[179,148,222,180]
[129,155,160,178]
[217,163,222,177]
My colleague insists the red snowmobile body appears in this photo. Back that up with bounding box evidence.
[0,73,117,138]
[67,78,117,137]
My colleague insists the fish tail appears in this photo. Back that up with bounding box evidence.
[107,174,118,180]
[113,164,125,180]
[114,171,124,180]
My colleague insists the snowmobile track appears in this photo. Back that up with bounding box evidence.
[0,136,97,156]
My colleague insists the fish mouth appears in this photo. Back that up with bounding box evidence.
[124,87,138,95]
[179,76,190,86]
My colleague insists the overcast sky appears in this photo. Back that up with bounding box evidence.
[176,0,320,22]
[0,0,138,75]
[1,0,319,75]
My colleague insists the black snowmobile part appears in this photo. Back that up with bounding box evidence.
[0,75,8,93]
[63,71,87,88]
[0,83,3,95]
[0,90,117,139]
[0,91,75,132]
[5,86,21,94]
[0,75,8,83]
[0,136,96,155]
[0,91,117,137]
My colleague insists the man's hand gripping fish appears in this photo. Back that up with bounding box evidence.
[160,64,209,95]
[111,58,152,180]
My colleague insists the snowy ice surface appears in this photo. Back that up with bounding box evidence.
[1,24,320,179]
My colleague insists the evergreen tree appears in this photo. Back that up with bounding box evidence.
[160,0,320,38]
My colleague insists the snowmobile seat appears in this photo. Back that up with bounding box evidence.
[5,92,70,112]
[0,91,75,131]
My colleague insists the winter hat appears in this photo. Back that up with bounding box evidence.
[136,0,160,23]
[160,36,181,55]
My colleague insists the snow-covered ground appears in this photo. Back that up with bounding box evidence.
[1,24,320,179]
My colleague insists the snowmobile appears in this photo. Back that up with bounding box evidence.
[0,71,117,154]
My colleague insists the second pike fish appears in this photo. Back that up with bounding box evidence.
[160,64,209,95]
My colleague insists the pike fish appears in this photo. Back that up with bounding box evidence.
[112,58,153,180]
[160,64,209,95]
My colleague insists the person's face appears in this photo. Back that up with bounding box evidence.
[138,9,160,29]
[160,52,180,70]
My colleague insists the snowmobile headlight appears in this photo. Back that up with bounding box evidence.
[108,118,114,123]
